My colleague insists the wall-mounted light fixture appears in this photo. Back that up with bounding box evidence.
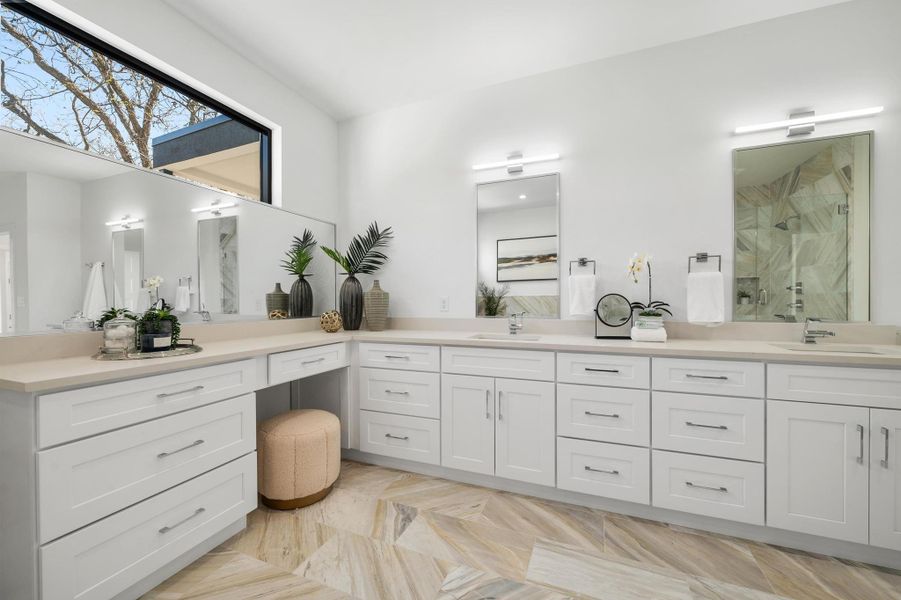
[734,106,883,137]
[191,199,237,215]
[472,151,560,174]
[104,215,143,229]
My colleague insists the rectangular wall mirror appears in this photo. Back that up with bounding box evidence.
[198,216,239,314]
[111,229,144,312]
[476,174,560,318]
[733,132,871,322]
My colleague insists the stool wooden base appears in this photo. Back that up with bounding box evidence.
[260,484,334,510]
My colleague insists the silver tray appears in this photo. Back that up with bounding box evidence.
[93,344,203,361]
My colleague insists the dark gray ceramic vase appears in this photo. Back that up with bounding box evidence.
[289,276,314,318]
[340,275,364,330]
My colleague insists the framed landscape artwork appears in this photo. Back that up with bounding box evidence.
[496,235,558,282]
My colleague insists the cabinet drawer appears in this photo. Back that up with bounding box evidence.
[557,353,649,389]
[359,343,440,372]
[359,368,440,418]
[557,384,649,446]
[40,453,256,600]
[269,343,348,385]
[557,437,650,504]
[651,392,763,462]
[38,394,255,544]
[652,450,764,525]
[768,363,901,409]
[652,358,764,398]
[359,410,440,465]
[38,359,257,448]
[442,346,554,381]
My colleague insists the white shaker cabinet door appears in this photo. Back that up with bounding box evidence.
[871,408,901,551]
[766,400,869,544]
[495,378,555,486]
[441,374,495,475]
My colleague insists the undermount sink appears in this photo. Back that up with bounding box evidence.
[770,342,900,355]
[470,333,542,341]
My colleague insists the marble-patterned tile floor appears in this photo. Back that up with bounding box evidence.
[143,460,901,600]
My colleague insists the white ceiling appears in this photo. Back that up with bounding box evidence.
[165,0,849,120]
[0,129,132,182]
[478,174,558,213]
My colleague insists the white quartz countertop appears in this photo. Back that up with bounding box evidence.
[3,328,901,393]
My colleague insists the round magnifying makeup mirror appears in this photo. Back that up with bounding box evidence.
[596,293,632,327]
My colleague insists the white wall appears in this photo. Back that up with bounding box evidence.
[43,0,338,222]
[339,0,901,324]
[0,174,29,331]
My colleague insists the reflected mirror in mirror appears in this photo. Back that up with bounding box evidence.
[597,293,632,327]
[0,127,336,336]
[112,229,144,312]
[733,132,870,322]
[476,174,560,318]
[198,216,239,314]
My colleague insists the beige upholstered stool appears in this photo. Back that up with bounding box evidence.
[257,409,341,510]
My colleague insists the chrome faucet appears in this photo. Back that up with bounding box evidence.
[508,312,526,335]
[196,303,212,322]
[802,317,835,344]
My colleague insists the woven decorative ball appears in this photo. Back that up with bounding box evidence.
[320,310,343,333]
[268,309,288,320]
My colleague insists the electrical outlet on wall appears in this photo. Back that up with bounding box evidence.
[439,297,450,312]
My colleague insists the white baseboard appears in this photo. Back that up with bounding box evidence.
[343,449,901,571]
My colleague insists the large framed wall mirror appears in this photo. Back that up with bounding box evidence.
[733,132,871,322]
[476,174,560,318]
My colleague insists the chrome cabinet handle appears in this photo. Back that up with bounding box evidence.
[485,389,491,420]
[385,433,409,441]
[157,385,204,399]
[857,424,865,464]
[585,465,619,475]
[882,427,890,468]
[302,357,326,365]
[686,481,728,493]
[585,410,620,419]
[384,389,410,395]
[159,507,205,534]
[585,367,620,374]
[157,439,205,459]
[384,355,410,360]
[498,390,503,421]
[685,374,728,381]
[685,421,728,430]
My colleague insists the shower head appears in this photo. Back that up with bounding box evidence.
[774,215,800,230]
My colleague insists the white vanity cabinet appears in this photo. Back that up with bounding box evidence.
[441,374,495,475]
[871,409,901,551]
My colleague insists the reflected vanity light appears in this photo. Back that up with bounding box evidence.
[191,200,237,215]
[734,106,883,135]
[471,152,560,172]
[104,215,142,229]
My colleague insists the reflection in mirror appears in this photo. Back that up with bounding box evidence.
[112,229,144,311]
[198,216,239,314]
[476,174,560,318]
[597,293,632,327]
[733,132,870,322]
[0,127,337,336]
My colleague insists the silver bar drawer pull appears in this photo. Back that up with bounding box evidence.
[585,465,619,475]
[857,424,865,464]
[685,481,728,493]
[485,389,491,420]
[685,421,728,430]
[584,367,620,374]
[157,385,204,399]
[157,439,205,459]
[159,507,205,534]
[385,433,409,441]
[882,427,890,468]
[585,410,620,419]
[385,355,410,360]
[384,389,410,395]
[684,374,729,381]
[302,357,326,365]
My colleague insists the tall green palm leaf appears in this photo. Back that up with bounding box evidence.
[281,229,317,276]
[322,222,393,275]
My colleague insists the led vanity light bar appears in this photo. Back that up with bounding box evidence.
[734,106,883,135]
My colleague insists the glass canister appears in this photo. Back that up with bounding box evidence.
[102,316,137,355]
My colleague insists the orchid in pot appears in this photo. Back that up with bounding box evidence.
[627,253,671,329]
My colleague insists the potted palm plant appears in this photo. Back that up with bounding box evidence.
[281,229,317,317]
[478,282,509,317]
[321,222,393,330]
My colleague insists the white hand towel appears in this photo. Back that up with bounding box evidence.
[687,271,724,327]
[630,326,667,342]
[568,274,596,315]
[174,285,191,313]
[82,261,108,321]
